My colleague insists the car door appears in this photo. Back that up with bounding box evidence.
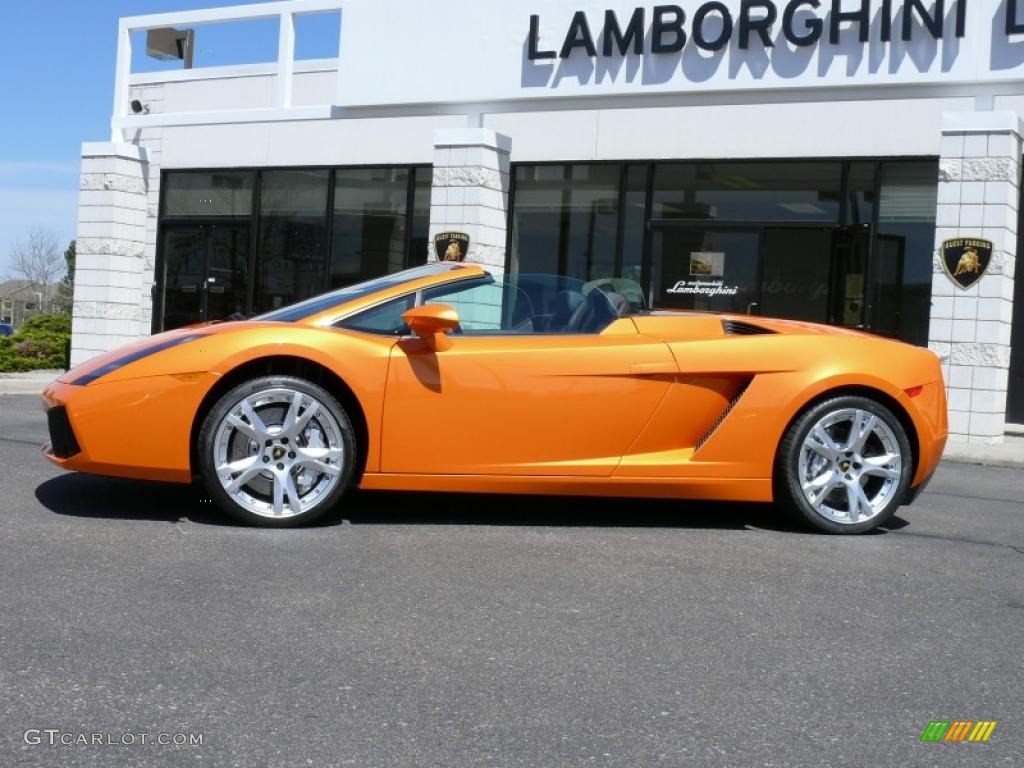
[379,277,677,477]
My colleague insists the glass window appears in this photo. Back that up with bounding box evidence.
[652,162,842,223]
[421,274,629,335]
[409,168,433,268]
[651,228,761,314]
[510,164,620,281]
[759,228,834,322]
[620,164,648,285]
[163,171,254,217]
[875,161,938,346]
[254,169,329,313]
[845,162,876,226]
[157,166,431,331]
[425,279,508,332]
[330,168,410,288]
[337,295,414,336]
[512,273,644,327]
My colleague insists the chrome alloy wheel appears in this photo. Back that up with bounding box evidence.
[212,387,345,519]
[797,408,904,526]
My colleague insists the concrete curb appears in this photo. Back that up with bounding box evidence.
[0,384,48,396]
[0,371,62,396]
[942,438,1024,470]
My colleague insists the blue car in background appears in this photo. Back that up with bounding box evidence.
[0,323,13,337]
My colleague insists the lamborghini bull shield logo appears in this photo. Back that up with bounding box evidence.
[434,232,470,263]
[941,238,993,290]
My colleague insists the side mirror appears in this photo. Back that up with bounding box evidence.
[402,303,460,351]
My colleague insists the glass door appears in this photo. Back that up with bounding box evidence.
[1008,199,1024,424]
[759,225,871,328]
[161,225,206,330]
[867,234,905,338]
[831,224,871,329]
[760,228,833,322]
[206,224,251,323]
[160,222,251,331]
[649,227,761,314]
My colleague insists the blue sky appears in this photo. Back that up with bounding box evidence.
[0,0,338,278]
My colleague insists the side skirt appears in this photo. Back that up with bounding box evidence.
[358,473,773,503]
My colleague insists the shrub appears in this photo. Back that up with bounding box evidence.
[0,314,71,372]
[18,313,71,338]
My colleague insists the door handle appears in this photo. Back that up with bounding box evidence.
[630,362,677,376]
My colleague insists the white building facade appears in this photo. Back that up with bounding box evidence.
[74,0,1024,443]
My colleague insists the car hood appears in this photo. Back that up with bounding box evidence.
[57,321,284,386]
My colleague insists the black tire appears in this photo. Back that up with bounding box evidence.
[198,375,356,527]
[774,395,914,535]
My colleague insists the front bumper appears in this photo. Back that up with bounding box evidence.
[41,375,213,483]
[44,405,81,459]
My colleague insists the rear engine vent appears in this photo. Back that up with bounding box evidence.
[722,319,775,336]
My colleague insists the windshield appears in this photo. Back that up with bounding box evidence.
[335,273,647,337]
[252,263,467,323]
[503,274,646,319]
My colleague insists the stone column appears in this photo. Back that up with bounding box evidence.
[71,142,150,366]
[429,129,511,272]
[930,111,1022,444]
[126,82,166,335]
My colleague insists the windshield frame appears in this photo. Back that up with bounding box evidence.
[251,263,471,323]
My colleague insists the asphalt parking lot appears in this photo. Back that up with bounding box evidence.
[1,392,1022,767]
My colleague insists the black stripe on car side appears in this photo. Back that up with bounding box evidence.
[69,334,207,386]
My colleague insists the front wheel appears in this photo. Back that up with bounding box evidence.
[775,395,913,534]
[198,376,356,527]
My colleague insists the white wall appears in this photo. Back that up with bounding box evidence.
[152,71,982,169]
[159,115,468,168]
[486,96,977,162]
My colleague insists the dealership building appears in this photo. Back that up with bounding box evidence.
[73,0,1024,443]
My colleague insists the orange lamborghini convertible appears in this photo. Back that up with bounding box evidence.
[42,263,947,534]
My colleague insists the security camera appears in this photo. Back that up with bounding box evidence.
[130,99,150,115]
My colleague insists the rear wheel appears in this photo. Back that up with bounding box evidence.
[198,376,356,527]
[775,395,913,534]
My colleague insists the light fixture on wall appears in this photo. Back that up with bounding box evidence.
[130,100,150,115]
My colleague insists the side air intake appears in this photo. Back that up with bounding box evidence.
[694,382,750,453]
[722,319,775,336]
